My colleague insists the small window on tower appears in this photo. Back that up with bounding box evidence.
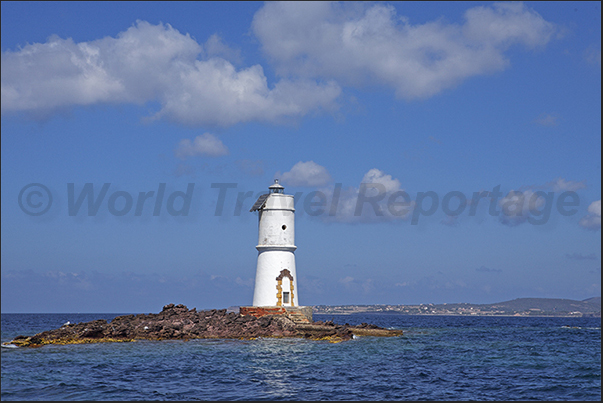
[283,292,290,304]
[282,225,287,230]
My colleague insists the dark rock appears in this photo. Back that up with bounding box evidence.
[3,303,403,347]
[81,328,104,338]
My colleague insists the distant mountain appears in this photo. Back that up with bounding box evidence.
[486,297,601,313]
[313,297,601,316]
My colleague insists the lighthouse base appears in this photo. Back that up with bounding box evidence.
[239,306,313,324]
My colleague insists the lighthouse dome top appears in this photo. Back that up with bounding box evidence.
[268,179,285,193]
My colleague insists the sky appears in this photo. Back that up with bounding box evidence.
[1,1,600,313]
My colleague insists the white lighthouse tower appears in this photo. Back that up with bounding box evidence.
[250,179,298,307]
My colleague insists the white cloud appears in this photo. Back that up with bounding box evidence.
[322,168,412,223]
[252,2,555,99]
[579,199,601,230]
[1,21,341,125]
[361,168,401,193]
[174,133,228,159]
[495,178,588,226]
[203,34,242,64]
[498,189,547,226]
[281,161,332,187]
[587,199,601,216]
[153,61,341,126]
[461,3,555,47]
[546,177,587,192]
[339,276,355,286]
[315,176,586,226]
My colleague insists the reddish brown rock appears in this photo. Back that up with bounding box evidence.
[2,303,403,347]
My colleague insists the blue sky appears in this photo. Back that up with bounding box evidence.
[1,1,600,313]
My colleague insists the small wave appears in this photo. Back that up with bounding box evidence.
[1,344,19,349]
[561,326,601,330]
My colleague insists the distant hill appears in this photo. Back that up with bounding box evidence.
[313,297,601,316]
[487,297,601,313]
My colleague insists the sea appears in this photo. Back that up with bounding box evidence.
[1,313,600,401]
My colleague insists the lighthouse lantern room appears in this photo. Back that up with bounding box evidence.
[250,179,298,307]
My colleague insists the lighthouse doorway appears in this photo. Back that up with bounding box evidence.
[276,269,295,307]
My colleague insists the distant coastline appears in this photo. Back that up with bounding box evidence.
[313,297,601,317]
[1,297,600,317]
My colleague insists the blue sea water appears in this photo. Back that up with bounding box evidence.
[1,313,600,401]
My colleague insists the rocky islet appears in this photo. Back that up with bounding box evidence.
[3,303,403,347]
